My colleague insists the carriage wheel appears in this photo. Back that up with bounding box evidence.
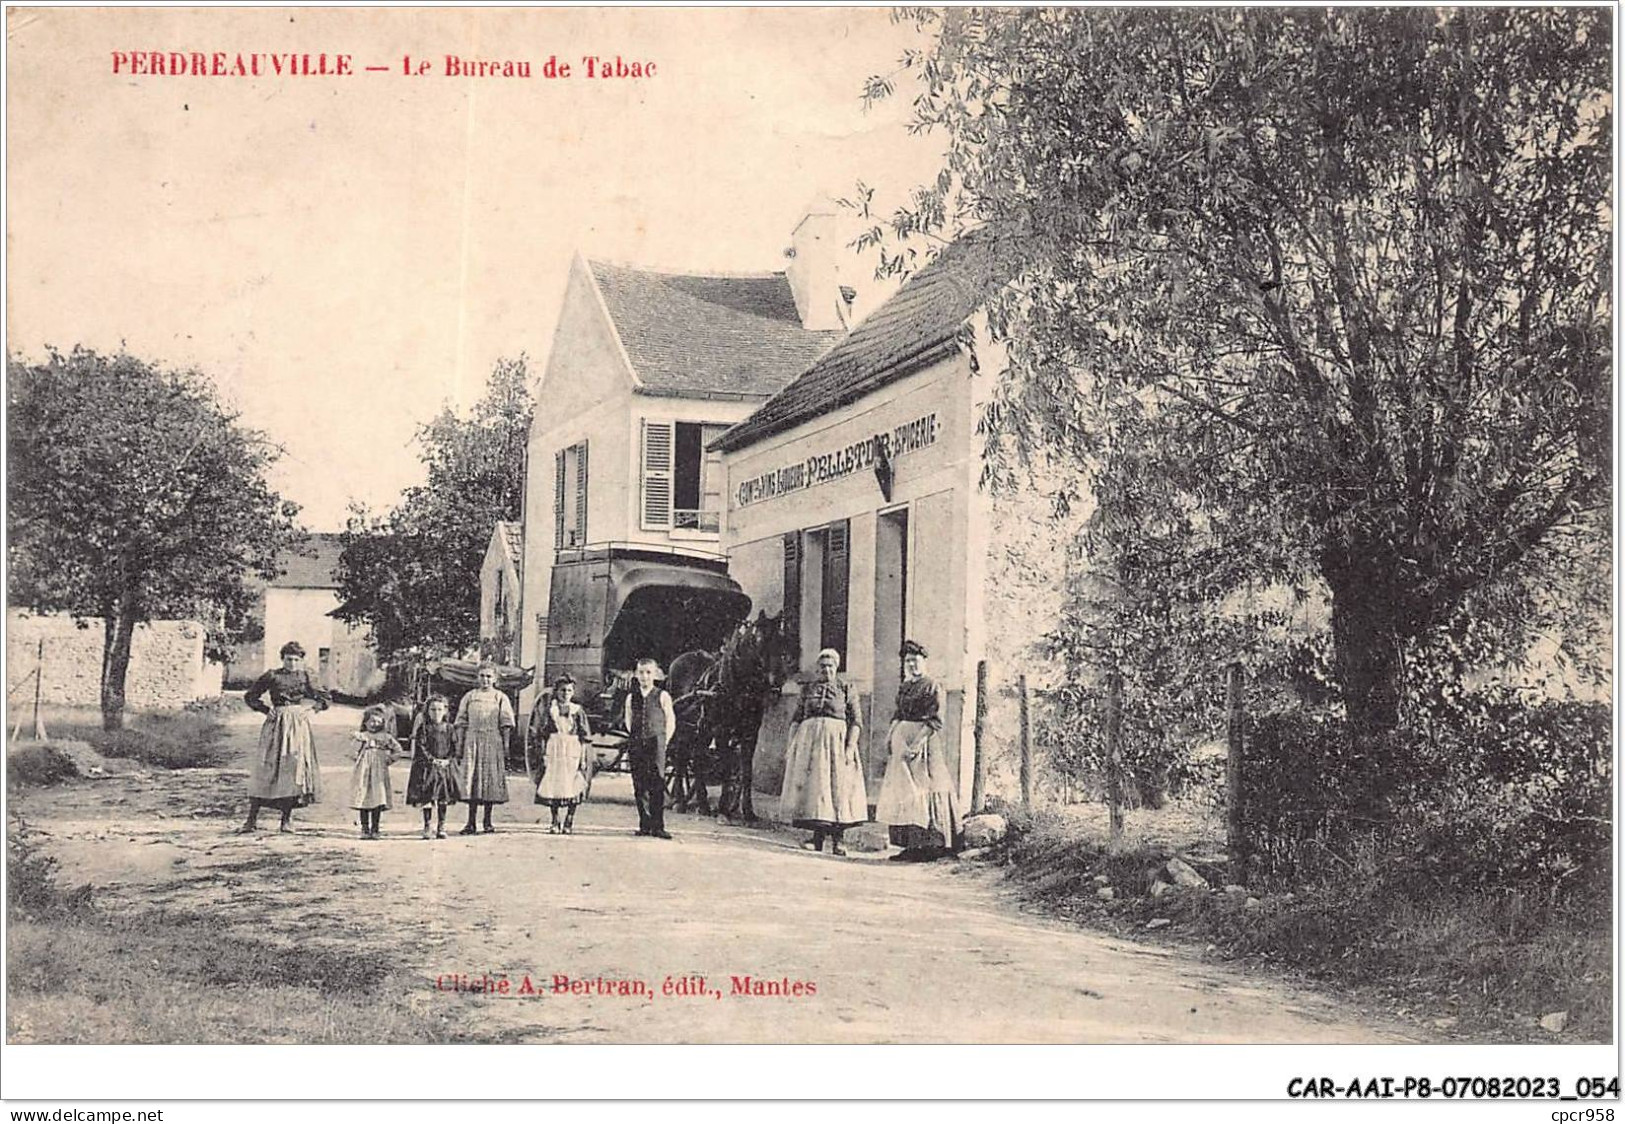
[664,756,687,810]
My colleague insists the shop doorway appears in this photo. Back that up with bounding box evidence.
[870,507,909,797]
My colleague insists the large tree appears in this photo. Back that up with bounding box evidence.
[868,8,1611,741]
[335,356,532,660]
[8,347,301,729]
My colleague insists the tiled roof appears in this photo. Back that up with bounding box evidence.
[271,533,345,589]
[587,260,844,398]
[495,520,523,569]
[713,234,998,452]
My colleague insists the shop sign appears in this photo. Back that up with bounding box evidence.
[733,412,939,509]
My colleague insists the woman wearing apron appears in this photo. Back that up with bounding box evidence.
[875,640,962,861]
[455,663,514,834]
[237,641,330,833]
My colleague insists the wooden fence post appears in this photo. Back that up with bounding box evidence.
[1105,667,1124,847]
[971,659,988,816]
[1018,673,1032,814]
[1226,661,1246,882]
[31,639,48,741]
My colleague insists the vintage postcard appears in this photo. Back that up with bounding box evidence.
[3,3,1616,1109]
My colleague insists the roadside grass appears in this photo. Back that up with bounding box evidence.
[6,818,466,1045]
[49,706,230,770]
[7,913,463,1044]
[7,743,82,788]
[993,808,1612,1043]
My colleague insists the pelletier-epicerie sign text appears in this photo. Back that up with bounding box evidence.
[735,412,940,509]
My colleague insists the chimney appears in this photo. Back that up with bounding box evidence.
[785,199,849,331]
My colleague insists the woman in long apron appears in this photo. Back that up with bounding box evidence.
[778,648,866,855]
[237,641,330,834]
[456,663,514,834]
[874,640,962,861]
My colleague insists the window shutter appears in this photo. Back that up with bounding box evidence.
[821,520,850,662]
[701,425,727,532]
[574,441,589,545]
[641,421,674,529]
[782,531,802,654]
[554,449,566,550]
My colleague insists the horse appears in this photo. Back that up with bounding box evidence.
[664,649,724,814]
[661,611,798,821]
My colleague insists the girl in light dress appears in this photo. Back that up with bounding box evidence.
[534,676,594,834]
[350,704,401,840]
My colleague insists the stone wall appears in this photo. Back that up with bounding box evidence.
[6,611,222,710]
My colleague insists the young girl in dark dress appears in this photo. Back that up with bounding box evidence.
[406,695,462,839]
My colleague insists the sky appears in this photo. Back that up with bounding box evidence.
[6,7,946,529]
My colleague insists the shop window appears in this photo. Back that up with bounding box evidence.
[783,519,850,668]
[554,441,588,549]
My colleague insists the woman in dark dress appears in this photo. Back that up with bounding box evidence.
[874,640,962,861]
[237,641,330,833]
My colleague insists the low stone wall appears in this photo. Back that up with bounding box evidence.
[6,611,222,710]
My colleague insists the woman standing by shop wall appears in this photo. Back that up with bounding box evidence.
[779,648,866,856]
[874,640,962,861]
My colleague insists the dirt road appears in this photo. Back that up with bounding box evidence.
[26,699,1410,1044]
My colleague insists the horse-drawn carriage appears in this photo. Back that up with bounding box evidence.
[542,542,795,816]
[545,542,748,762]
[380,542,794,818]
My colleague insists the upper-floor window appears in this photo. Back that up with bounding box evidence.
[555,441,588,549]
[641,420,727,534]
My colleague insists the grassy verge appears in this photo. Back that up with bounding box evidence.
[51,708,230,770]
[6,818,466,1044]
[992,810,1611,1043]
[7,913,467,1044]
[7,743,82,788]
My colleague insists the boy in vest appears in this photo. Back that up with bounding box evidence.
[623,657,676,838]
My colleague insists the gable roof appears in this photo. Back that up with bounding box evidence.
[585,259,844,399]
[492,520,523,571]
[713,234,998,453]
[271,533,345,589]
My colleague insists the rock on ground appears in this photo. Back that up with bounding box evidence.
[842,823,891,853]
[1165,857,1209,890]
[961,813,1008,848]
